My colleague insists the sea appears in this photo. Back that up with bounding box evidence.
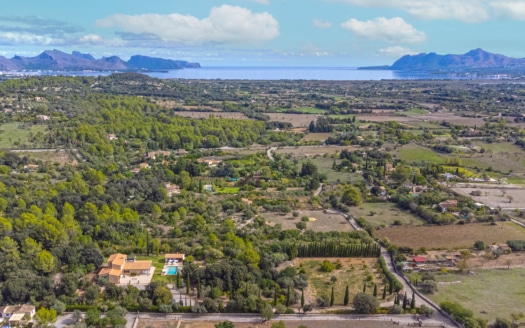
[5,67,511,80]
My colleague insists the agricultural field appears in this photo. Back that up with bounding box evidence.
[302,133,331,142]
[451,186,525,210]
[265,113,318,127]
[348,203,424,228]
[275,145,358,157]
[393,144,445,164]
[428,268,525,324]
[294,257,392,306]
[13,149,76,165]
[374,221,525,250]
[261,210,354,232]
[0,122,48,149]
[274,107,327,114]
[295,156,362,184]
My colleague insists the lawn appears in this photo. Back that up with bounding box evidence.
[0,122,48,149]
[428,268,525,324]
[374,221,525,250]
[394,144,445,164]
[261,210,354,232]
[348,202,425,228]
[297,257,392,306]
[214,187,240,194]
[14,149,76,165]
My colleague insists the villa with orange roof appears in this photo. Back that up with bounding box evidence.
[99,253,154,285]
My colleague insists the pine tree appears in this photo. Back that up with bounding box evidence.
[382,285,387,300]
[186,274,190,295]
[363,282,367,293]
[410,291,416,310]
[343,285,349,306]
[373,284,378,297]
[330,286,334,307]
[301,289,305,308]
[402,292,408,310]
[197,278,201,298]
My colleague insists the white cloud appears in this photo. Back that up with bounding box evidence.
[0,32,58,45]
[78,34,104,45]
[491,1,525,20]
[341,17,426,43]
[339,0,490,23]
[97,5,279,45]
[313,19,332,28]
[379,46,417,57]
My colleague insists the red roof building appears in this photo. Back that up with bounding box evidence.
[413,256,427,263]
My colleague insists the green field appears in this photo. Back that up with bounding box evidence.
[0,122,48,149]
[428,269,525,324]
[297,156,363,184]
[214,187,240,194]
[300,258,391,306]
[395,144,445,164]
[348,202,424,227]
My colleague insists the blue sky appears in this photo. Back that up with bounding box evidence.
[1,0,525,66]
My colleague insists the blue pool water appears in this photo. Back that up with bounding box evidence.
[167,266,178,275]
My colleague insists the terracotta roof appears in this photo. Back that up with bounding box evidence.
[413,256,427,263]
[9,313,25,322]
[100,268,121,276]
[15,305,34,313]
[108,253,126,266]
[123,261,152,270]
[165,253,185,259]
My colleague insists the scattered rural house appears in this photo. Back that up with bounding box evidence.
[99,253,154,285]
[147,150,171,160]
[474,202,485,209]
[412,256,428,265]
[0,304,36,326]
[241,198,253,205]
[139,163,151,169]
[130,168,140,174]
[489,244,512,254]
[23,164,39,172]
[34,97,44,102]
[107,134,118,140]
[35,114,50,121]
[438,199,458,213]
[442,173,458,180]
[197,157,223,167]
[161,253,185,276]
[176,149,189,156]
[165,183,181,197]
[203,184,213,192]
[384,163,395,174]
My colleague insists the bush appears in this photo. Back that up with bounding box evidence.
[320,260,335,272]
[352,292,379,314]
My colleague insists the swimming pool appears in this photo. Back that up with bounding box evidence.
[166,266,178,275]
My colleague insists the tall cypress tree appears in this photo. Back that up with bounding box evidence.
[186,274,190,295]
[402,292,408,310]
[373,284,378,297]
[273,287,277,306]
[382,285,387,300]
[197,278,201,298]
[330,286,334,307]
[176,271,181,289]
[410,291,416,310]
[286,286,291,307]
[363,282,367,293]
[343,285,349,306]
[301,289,305,308]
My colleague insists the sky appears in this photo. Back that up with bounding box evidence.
[1,0,525,67]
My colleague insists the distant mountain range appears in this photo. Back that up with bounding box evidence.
[360,49,525,71]
[0,49,200,71]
